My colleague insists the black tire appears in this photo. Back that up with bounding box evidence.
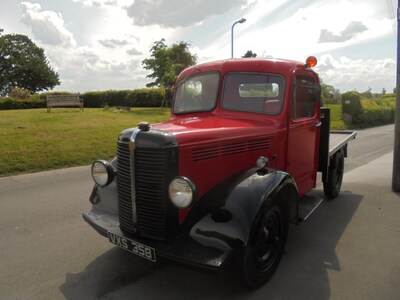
[323,150,344,199]
[240,202,289,289]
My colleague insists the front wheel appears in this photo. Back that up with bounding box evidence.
[239,203,288,289]
[323,150,344,199]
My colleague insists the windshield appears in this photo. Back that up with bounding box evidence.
[222,73,285,115]
[173,72,220,113]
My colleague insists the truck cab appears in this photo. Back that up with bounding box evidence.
[83,57,355,288]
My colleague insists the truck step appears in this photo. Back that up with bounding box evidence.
[298,193,324,222]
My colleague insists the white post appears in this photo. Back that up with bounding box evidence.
[393,0,400,192]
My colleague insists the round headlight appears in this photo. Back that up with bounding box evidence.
[168,177,196,208]
[91,160,115,187]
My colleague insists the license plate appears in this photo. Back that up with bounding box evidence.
[108,232,156,262]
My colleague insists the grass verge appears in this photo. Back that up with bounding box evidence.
[0,108,170,177]
[325,103,347,130]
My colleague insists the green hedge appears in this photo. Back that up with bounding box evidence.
[0,96,45,110]
[359,98,395,126]
[81,88,165,108]
[342,91,395,126]
[38,91,73,101]
[0,88,166,110]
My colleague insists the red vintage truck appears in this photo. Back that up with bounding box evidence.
[83,57,356,288]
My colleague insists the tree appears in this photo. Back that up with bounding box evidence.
[321,82,341,103]
[242,50,257,58]
[361,87,373,99]
[0,34,60,96]
[142,39,197,88]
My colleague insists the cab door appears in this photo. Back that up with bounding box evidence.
[286,74,321,196]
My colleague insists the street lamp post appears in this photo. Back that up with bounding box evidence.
[231,18,246,58]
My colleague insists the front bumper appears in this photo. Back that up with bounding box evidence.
[82,207,232,272]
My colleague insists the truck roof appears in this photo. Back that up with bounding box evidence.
[178,58,314,80]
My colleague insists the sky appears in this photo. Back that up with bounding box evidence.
[0,0,397,93]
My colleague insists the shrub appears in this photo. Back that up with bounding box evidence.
[0,88,166,110]
[341,91,363,124]
[38,91,73,101]
[131,88,165,107]
[0,97,45,110]
[340,91,395,127]
[358,99,395,126]
[81,88,165,108]
[9,87,31,99]
[381,93,396,100]
[80,91,107,108]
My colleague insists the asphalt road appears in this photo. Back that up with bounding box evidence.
[342,124,394,173]
[0,124,396,300]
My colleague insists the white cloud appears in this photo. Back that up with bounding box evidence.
[72,0,134,7]
[46,44,145,91]
[20,2,76,47]
[16,2,172,91]
[86,4,174,55]
[98,38,129,48]
[230,0,393,62]
[127,48,142,55]
[319,21,368,43]
[316,54,396,92]
[126,0,250,27]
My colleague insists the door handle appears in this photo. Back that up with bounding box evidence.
[315,121,322,127]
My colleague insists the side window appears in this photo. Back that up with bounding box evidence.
[292,76,320,119]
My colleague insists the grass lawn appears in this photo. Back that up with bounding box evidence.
[325,103,347,130]
[0,106,348,177]
[0,107,170,177]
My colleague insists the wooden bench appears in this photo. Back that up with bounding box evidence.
[46,95,84,112]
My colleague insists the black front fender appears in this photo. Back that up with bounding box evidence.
[183,168,298,256]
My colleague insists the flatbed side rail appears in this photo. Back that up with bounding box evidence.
[329,131,357,157]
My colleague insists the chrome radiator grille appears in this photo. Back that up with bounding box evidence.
[135,147,169,239]
[117,140,178,241]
